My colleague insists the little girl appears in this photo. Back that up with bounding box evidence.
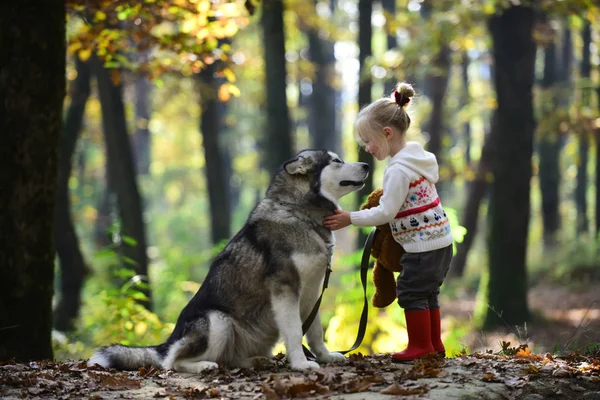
[323,82,453,362]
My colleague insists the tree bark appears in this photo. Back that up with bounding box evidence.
[538,37,560,248]
[539,21,573,249]
[576,21,591,235]
[261,0,293,178]
[449,124,495,278]
[381,0,397,96]
[483,5,536,330]
[54,57,91,332]
[198,64,232,245]
[133,74,152,176]
[307,6,341,155]
[92,56,151,307]
[461,53,472,166]
[355,0,374,248]
[0,0,65,361]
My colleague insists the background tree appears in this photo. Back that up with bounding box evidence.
[0,0,65,361]
[261,0,293,177]
[576,20,592,235]
[483,4,537,329]
[307,1,341,155]
[355,0,374,247]
[54,57,91,332]
[198,61,232,245]
[93,55,152,307]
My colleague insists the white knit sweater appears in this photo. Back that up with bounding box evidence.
[350,142,453,253]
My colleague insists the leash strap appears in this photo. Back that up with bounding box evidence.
[302,228,376,360]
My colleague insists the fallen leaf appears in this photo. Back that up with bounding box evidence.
[380,382,428,395]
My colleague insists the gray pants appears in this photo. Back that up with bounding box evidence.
[396,244,453,311]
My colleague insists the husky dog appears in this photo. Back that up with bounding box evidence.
[88,150,369,372]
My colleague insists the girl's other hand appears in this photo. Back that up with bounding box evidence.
[323,209,351,231]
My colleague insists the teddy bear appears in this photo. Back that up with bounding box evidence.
[359,189,405,308]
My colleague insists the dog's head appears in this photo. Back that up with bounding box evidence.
[282,150,369,204]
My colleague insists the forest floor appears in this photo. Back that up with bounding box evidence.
[1,282,599,399]
[445,282,600,355]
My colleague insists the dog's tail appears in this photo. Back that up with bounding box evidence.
[87,344,163,370]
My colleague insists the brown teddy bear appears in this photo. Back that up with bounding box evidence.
[360,189,405,308]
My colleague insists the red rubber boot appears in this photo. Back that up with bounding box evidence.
[391,309,435,363]
[430,307,446,357]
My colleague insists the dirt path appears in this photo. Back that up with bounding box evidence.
[443,283,600,355]
[2,351,599,399]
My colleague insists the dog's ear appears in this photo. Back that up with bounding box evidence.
[284,156,309,175]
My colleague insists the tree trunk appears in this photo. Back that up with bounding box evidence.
[425,45,451,160]
[198,64,232,245]
[307,6,341,155]
[261,0,293,178]
[355,0,374,248]
[449,123,495,278]
[133,74,152,176]
[54,57,91,332]
[381,0,397,96]
[92,56,151,308]
[576,21,591,235]
[483,5,536,330]
[419,0,450,193]
[0,0,65,361]
[461,52,472,166]
[539,22,572,248]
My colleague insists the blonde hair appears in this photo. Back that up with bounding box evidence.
[355,82,415,153]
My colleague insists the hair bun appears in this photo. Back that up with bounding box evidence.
[393,82,415,108]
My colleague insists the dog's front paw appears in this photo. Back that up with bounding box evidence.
[317,352,346,364]
[291,360,320,371]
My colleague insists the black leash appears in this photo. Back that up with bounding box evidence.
[301,228,376,360]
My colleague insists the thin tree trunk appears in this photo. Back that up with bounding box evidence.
[198,64,232,245]
[419,0,450,194]
[425,45,451,160]
[576,21,591,235]
[0,0,65,361]
[538,33,559,248]
[461,52,472,166]
[381,0,397,96]
[355,0,374,248]
[54,57,91,332]
[307,5,341,155]
[94,165,114,250]
[596,68,600,237]
[261,0,293,178]
[483,5,536,330]
[449,124,495,278]
[93,56,151,308]
[133,74,152,176]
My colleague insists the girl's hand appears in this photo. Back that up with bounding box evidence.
[323,209,351,231]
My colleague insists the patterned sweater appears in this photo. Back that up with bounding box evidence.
[350,142,453,253]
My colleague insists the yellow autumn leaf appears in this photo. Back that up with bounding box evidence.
[78,48,92,61]
[67,41,81,54]
[95,10,107,21]
[228,84,241,98]
[218,84,231,102]
[134,321,148,335]
[222,67,236,83]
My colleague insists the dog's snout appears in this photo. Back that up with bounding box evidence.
[360,163,369,172]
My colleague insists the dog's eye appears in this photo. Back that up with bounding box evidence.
[332,159,343,164]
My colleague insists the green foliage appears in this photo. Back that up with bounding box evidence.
[81,273,173,347]
[53,265,174,361]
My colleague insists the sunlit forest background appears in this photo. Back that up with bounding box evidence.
[43,0,600,362]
